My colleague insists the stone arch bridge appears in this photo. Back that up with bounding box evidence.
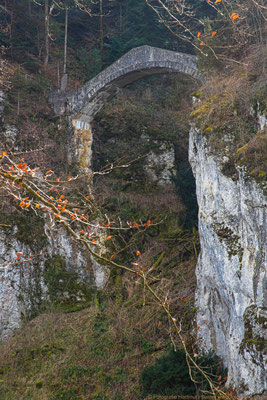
[50,45,201,171]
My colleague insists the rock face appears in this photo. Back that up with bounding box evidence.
[0,224,105,341]
[189,127,267,395]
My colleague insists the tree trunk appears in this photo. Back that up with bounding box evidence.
[44,0,49,68]
[61,7,68,91]
[99,0,103,51]
[63,7,68,74]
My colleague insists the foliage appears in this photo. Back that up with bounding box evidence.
[146,0,266,64]
[76,47,102,80]
[0,210,47,251]
[190,44,267,185]
[43,255,95,312]
[102,0,185,65]
[141,348,197,396]
[141,348,227,396]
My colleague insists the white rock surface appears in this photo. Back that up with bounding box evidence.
[0,224,105,341]
[189,127,267,395]
[141,133,175,186]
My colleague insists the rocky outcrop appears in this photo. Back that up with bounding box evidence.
[0,223,105,341]
[189,127,267,395]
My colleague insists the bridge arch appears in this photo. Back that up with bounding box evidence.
[50,45,201,171]
[68,46,201,129]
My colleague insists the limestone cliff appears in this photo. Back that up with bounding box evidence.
[189,126,267,395]
[0,223,105,340]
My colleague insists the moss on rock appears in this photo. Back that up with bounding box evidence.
[0,210,47,251]
[240,305,267,354]
[43,255,95,312]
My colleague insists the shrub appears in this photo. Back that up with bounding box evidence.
[141,348,226,397]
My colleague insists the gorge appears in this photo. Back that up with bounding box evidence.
[0,2,266,396]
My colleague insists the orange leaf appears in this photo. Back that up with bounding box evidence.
[86,195,91,199]
[197,326,200,331]
[56,177,60,182]
[142,267,147,272]
[197,31,201,38]
[2,151,7,156]
[17,252,23,256]
[18,182,23,187]
[134,222,139,228]
[136,250,141,256]
[200,42,204,46]
[35,204,40,208]
[110,254,115,260]
[45,170,51,175]
[146,219,151,227]
[164,300,168,306]
[105,235,112,241]
[9,182,14,186]
[214,0,222,3]
[158,321,161,328]
[218,375,222,381]
[193,353,199,358]
[231,12,239,20]
[67,177,71,181]
[181,297,187,303]
[80,230,85,234]
[211,31,217,37]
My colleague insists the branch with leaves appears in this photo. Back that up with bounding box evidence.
[145,0,266,63]
[0,150,234,398]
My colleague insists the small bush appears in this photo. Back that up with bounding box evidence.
[141,348,226,397]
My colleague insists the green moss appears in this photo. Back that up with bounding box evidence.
[43,255,95,312]
[240,306,267,354]
[0,211,47,251]
[212,222,243,264]
[35,381,43,389]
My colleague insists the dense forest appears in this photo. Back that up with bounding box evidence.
[0,0,266,399]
